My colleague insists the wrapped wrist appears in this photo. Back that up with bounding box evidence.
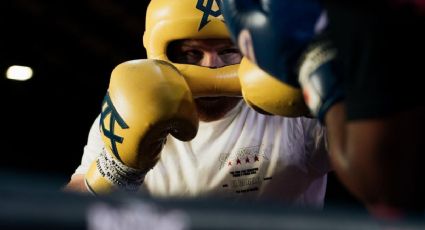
[86,148,147,194]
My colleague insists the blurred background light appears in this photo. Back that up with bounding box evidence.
[6,65,33,81]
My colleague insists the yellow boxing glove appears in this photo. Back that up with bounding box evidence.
[85,59,198,194]
[173,64,241,98]
[239,57,310,117]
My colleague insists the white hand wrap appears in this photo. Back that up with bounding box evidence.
[94,148,147,192]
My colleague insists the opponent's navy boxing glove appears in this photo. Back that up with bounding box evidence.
[298,34,344,122]
[222,0,323,87]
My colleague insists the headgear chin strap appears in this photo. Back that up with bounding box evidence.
[143,0,241,97]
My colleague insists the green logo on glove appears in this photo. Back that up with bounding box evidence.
[100,92,129,162]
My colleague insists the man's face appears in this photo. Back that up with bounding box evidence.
[168,38,243,122]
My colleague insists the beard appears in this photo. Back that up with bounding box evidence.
[194,97,242,122]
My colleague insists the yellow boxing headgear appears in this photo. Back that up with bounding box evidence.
[143,0,241,97]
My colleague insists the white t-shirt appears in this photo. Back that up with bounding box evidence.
[75,101,330,207]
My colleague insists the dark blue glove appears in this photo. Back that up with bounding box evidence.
[222,0,323,87]
[298,35,344,122]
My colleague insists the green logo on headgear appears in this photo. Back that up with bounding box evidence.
[196,0,222,31]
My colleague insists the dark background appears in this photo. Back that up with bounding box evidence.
[0,0,360,209]
[0,0,148,177]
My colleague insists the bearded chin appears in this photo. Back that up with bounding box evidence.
[194,97,241,122]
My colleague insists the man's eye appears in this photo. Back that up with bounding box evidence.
[180,50,204,64]
[219,48,242,65]
[218,48,240,56]
[184,50,203,58]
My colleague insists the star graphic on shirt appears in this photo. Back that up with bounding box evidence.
[228,161,232,166]
[236,158,241,165]
[254,155,259,162]
[245,157,250,163]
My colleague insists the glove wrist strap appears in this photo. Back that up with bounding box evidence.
[298,38,344,122]
[96,148,147,192]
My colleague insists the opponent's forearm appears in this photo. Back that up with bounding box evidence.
[326,103,425,214]
[325,103,383,205]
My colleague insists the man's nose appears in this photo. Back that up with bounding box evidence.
[200,52,224,68]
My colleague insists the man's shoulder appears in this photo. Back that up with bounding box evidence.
[239,101,324,132]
